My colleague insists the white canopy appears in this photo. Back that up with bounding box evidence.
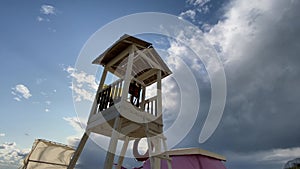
[21,139,75,169]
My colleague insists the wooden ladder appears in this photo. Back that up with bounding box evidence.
[145,124,172,169]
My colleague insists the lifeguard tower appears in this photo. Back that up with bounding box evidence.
[68,35,172,169]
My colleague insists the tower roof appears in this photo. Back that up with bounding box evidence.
[92,34,172,86]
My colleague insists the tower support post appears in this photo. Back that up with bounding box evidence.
[67,132,89,169]
[104,116,122,169]
[116,136,130,169]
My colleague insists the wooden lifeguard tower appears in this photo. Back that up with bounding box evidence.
[68,35,172,169]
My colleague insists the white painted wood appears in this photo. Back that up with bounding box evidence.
[67,132,89,169]
[141,86,146,109]
[87,67,108,127]
[157,70,162,117]
[104,116,122,169]
[136,50,163,71]
[153,137,161,169]
[160,148,226,161]
[144,123,160,169]
[121,45,134,103]
[162,137,172,169]
[123,39,148,49]
[136,67,157,82]
[116,136,129,169]
[106,46,131,67]
[120,123,141,136]
[120,101,159,124]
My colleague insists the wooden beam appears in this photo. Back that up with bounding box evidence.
[154,137,162,169]
[120,123,141,135]
[121,45,135,103]
[67,132,89,169]
[162,138,172,169]
[136,69,157,82]
[104,116,122,169]
[107,46,131,67]
[157,70,162,117]
[87,67,107,127]
[123,40,149,49]
[141,86,146,109]
[136,50,163,72]
[116,136,129,169]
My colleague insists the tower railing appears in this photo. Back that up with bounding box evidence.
[96,78,158,117]
[97,78,124,112]
[144,96,158,116]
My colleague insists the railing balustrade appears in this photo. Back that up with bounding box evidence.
[96,78,158,117]
[97,79,123,112]
[144,96,157,116]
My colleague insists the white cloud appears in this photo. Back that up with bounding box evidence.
[187,0,210,7]
[63,116,88,150]
[65,66,98,102]
[187,0,300,167]
[40,5,56,15]
[45,108,50,112]
[0,133,5,137]
[197,5,210,14]
[36,16,44,22]
[12,84,32,100]
[201,23,212,32]
[179,9,196,21]
[63,117,86,133]
[186,0,210,14]
[0,142,29,167]
[13,97,21,102]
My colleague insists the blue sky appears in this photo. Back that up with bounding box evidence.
[1,0,300,169]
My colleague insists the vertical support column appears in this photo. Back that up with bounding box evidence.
[89,67,108,119]
[153,136,161,169]
[154,70,163,169]
[157,70,162,117]
[116,136,130,169]
[162,137,172,169]
[141,86,146,110]
[104,116,122,169]
[121,45,135,103]
[145,123,156,169]
[99,67,108,91]
[67,132,89,169]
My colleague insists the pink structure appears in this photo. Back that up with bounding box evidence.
[143,148,226,169]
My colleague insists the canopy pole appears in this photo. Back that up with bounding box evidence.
[68,132,89,169]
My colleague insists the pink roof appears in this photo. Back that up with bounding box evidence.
[143,148,226,169]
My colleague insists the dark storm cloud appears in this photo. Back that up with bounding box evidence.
[207,0,300,152]
[175,0,300,168]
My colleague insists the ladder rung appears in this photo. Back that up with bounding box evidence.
[155,155,172,161]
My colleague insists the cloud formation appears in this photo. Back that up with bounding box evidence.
[63,117,86,134]
[11,84,32,101]
[186,0,211,14]
[40,5,56,15]
[0,142,29,168]
[65,66,97,102]
[187,0,211,7]
[179,9,196,21]
[174,0,300,168]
